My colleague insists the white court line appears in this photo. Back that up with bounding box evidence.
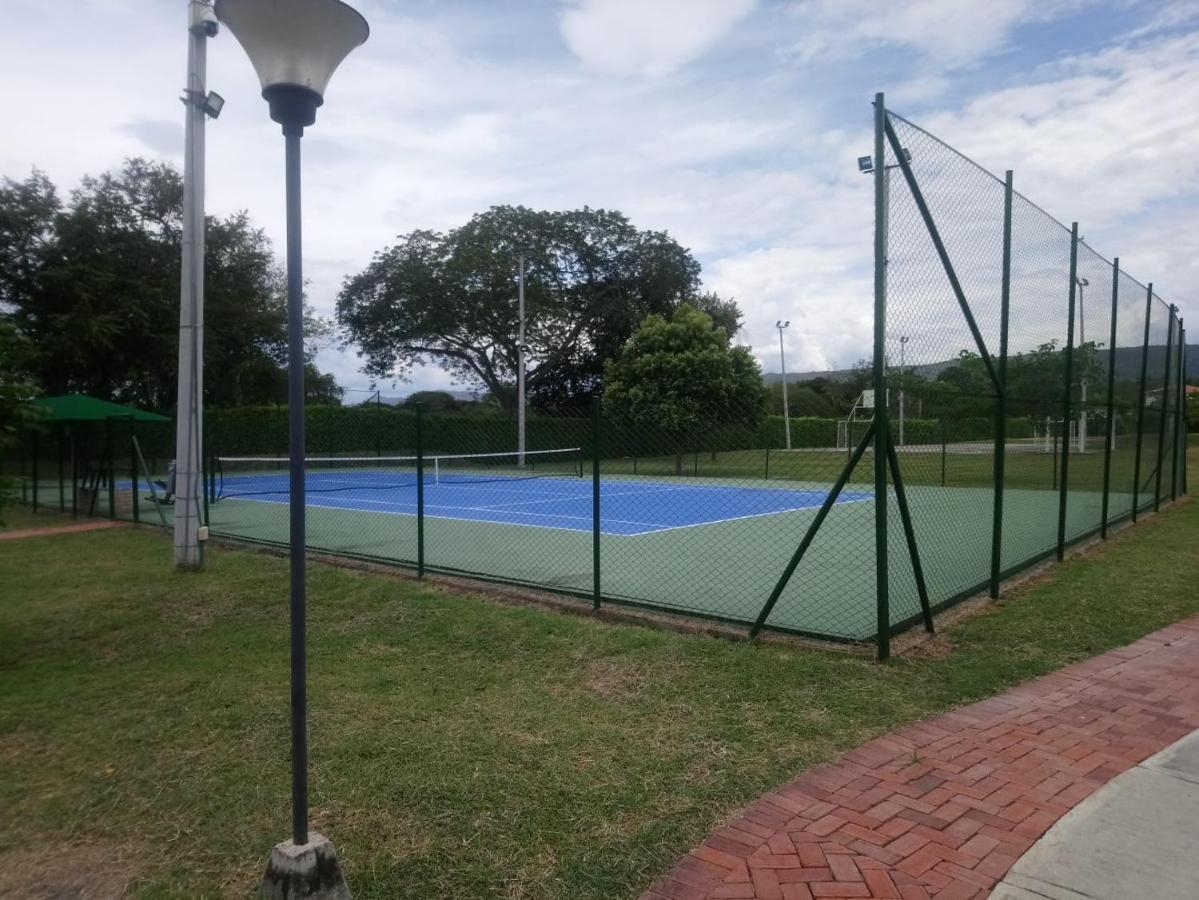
[221,489,872,536]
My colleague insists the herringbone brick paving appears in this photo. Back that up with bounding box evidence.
[641,616,1199,900]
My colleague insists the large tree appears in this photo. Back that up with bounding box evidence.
[336,205,740,413]
[0,161,338,409]
[603,305,765,473]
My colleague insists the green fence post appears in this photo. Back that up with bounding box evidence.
[18,431,27,505]
[31,431,39,512]
[1131,284,1153,521]
[1170,317,1183,502]
[57,425,65,512]
[416,404,425,578]
[201,453,210,526]
[131,431,140,524]
[1057,223,1079,561]
[990,170,1013,598]
[1100,259,1120,538]
[1177,321,1186,498]
[1153,305,1176,512]
[106,423,115,520]
[873,92,891,661]
[70,426,78,520]
[940,421,947,487]
[592,397,601,611]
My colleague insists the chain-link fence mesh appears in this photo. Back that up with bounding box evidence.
[4,98,1188,656]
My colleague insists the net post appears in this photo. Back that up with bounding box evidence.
[764,447,770,481]
[873,92,891,662]
[31,430,39,512]
[1100,258,1120,538]
[1132,283,1153,521]
[990,170,1013,598]
[201,452,210,526]
[591,397,601,611]
[1154,304,1176,512]
[416,403,425,578]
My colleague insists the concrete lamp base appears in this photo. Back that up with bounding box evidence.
[262,832,351,900]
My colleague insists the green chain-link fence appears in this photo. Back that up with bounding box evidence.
[5,95,1188,658]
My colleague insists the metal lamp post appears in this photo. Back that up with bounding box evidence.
[174,0,224,570]
[1076,276,1089,453]
[776,320,791,450]
[215,1,368,894]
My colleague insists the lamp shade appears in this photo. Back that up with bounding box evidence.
[215,0,368,128]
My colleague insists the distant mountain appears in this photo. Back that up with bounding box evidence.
[765,344,1199,384]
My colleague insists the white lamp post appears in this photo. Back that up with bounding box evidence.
[776,320,791,450]
[215,1,368,894]
[174,1,223,571]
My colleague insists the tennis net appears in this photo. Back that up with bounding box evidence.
[214,448,584,499]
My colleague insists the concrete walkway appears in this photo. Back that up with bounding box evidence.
[0,520,125,541]
[641,616,1199,900]
[990,729,1199,899]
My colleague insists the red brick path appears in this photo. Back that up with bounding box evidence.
[0,520,125,541]
[642,617,1199,900]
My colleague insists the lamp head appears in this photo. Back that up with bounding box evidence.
[214,0,369,132]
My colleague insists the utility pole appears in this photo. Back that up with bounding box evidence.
[776,320,791,450]
[173,1,221,569]
[517,253,526,465]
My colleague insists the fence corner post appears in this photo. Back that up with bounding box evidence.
[1100,258,1120,538]
[873,91,891,661]
[1057,223,1079,560]
[990,169,1013,597]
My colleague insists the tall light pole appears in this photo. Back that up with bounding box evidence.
[1076,276,1089,453]
[776,320,791,450]
[174,1,224,570]
[517,253,526,465]
[898,335,909,447]
[215,1,368,894]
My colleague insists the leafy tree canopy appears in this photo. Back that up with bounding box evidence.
[0,161,338,410]
[336,205,741,414]
[603,305,764,470]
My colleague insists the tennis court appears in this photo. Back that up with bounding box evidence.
[213,451,873,536]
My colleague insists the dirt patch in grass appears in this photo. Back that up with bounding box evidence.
[0,839,147,899]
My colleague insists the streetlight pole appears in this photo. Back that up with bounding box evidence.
[216,2,368,894]
[776,320,791,450]
[517,253,526,465]
[174,1,221,570]
[1076,276,1089,453]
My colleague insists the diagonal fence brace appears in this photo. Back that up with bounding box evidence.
[885,437,934,633]
[884,117,1002,397]
[750,422,875,638]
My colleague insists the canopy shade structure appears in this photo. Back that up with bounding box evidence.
[30,394,170,423]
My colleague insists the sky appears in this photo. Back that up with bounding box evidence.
[2,0,1196,403]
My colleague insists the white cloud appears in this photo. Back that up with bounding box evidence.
[558,0,756,77]
[784,0,1089,69]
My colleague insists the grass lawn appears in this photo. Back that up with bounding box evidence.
[0,451,1196,898]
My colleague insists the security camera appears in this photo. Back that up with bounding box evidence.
[189,2,219,37]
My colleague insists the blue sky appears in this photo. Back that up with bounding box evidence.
[2,0,1196,400]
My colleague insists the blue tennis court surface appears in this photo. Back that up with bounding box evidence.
[215,473,873,536]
